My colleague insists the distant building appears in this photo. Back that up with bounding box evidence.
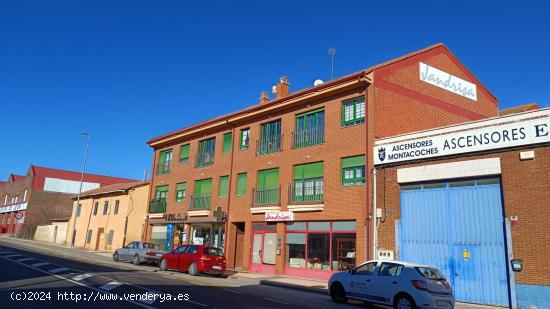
[0,165,135,237]
[67,181,149,252]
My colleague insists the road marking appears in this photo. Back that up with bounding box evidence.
[4,254,22,258]
[72,273,94,281]
[0,253,155,309]
[263,297,289,305]
[189,281,205,286]
[100,281,122,291]
[222,288,242,294]
[30,262,49,267]
[16,258,34,262]
[48,267,70,274]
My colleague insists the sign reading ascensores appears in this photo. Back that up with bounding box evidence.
[419,62,477,101]
[374,115,550,165]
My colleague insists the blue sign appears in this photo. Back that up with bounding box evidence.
[166,224,173,251]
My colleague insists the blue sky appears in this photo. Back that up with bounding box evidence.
[1,1,549,180]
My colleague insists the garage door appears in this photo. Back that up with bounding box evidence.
[400,178,509,306]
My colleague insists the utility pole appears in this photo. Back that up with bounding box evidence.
[328,47,336,80]
[69,132,90,248]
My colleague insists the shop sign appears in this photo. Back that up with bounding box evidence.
[163,213,186,222]
[0,202,28,214]
[265,211,293,222]
[375,115,550,165]
[420,62,477,101]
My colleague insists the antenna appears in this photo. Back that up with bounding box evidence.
[328,47,336,80]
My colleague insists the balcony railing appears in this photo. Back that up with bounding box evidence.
[251,186,280,207]
[156,161,171,175]
[256,135,283,155]
[289,178,324,204]
[149,199,167,213]
[292,127,324,148]
[195,152,215,168]
[190,194,211,210]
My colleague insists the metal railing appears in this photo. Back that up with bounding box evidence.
[292,127,324,148]
[251,186,281,206]
[256,135,283,155]
[149,199,167,213]
[190,194,211,210]
[195,152,215,167]
[288,178,324,204]
[156,161,171,175]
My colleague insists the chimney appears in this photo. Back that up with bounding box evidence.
[259,91,270,105]
[274,76,290,99]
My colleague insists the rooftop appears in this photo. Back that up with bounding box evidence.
[75,181,148,199]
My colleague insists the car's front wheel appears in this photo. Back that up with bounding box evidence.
[330,282,347,303]
[159,259,167,271]
[394,294,416,309]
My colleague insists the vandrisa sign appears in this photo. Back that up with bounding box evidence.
[419,62,477,101]
[374,116,550,165]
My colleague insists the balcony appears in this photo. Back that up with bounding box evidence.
[190,194,211,210]
[252,186,281,207]
[256,135,282,155]
[156,162,171,175]
[287,178,324,212]
[292,127,324,148]
[149,199,167,213]
[195,152,214,168]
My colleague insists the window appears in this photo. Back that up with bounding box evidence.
[180,144,190,163]
[107,230,114,245]
[155,185,169,200]
[342,155,366,186]
[258,120,281,155]
[240,128,250,150]
[176,183,186,202]
[156,149,173,174]
[219,176,229,198]
[175,245,188,253]
[255,168,280,205]
[294,109,325,148]
[93,202,98,216]
[292,162,324,202]
[355,262,377,275]
[222,132,233,154]
[342,97,365,127]
[76,203,82,217]
[103,201,109,215]
[379,263,404,277]
[196,138,215,167]
[236,173,247,196]
[191,179,212,209]
[114,200,119,215]
[286,221,356,271]
[86,229,93,244]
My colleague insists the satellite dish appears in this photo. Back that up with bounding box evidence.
[314,79,324,86]
[272,85,277,94]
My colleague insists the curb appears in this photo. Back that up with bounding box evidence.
[260,279,328,295]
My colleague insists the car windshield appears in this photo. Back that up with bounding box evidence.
[204,248,224,257]
[144,243,160,250]
[416,267,446,280]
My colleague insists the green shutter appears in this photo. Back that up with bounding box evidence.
[176,183,186,201]
[236,173,247,196]
[293,162,324,179]
[257,168,279,189]
[342,155,365,168]
[180,144,190,162]
[194,179,212,195]
[176,183,186,191]
[223,133,233,154]
[156,185,169,193]
[219,176,229,198]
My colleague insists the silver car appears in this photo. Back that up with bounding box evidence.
[113,241,166,265]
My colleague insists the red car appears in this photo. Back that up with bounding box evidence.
[159,245,226,276]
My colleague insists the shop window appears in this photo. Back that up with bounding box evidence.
[286,233,306,268]
[287,222,306,231]
[308,233,330,270]
[332,233,356,270]
[308,221,330,231]
[333,221,356,231]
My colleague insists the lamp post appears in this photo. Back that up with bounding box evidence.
[69,132,90,248]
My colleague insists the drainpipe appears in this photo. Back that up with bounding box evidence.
[372,167,378,259]
[224,126,236,258]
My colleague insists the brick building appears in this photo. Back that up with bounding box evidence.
[0,165,135,238]
[145,43,499,281]
[373,107,549,308]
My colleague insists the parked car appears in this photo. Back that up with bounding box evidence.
[113,241,166,265]
[158,244,226,276]
[329,260,454,309]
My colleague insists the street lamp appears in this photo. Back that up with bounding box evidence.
[69,132,90,248]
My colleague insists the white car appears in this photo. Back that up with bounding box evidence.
[329,260,454,309]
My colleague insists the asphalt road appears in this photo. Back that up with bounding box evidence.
[0,242,362,309]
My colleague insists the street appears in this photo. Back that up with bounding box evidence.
[0,239,361,309]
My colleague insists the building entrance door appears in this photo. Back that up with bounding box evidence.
[250,222,277,274]
[96,228,105,251]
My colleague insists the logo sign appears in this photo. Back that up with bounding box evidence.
[419,62,477,101]
[265,211,293,222]
[0,202,28,214]
[15,212,24,220]
[374,115,550,165]
[163,213,186,222]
